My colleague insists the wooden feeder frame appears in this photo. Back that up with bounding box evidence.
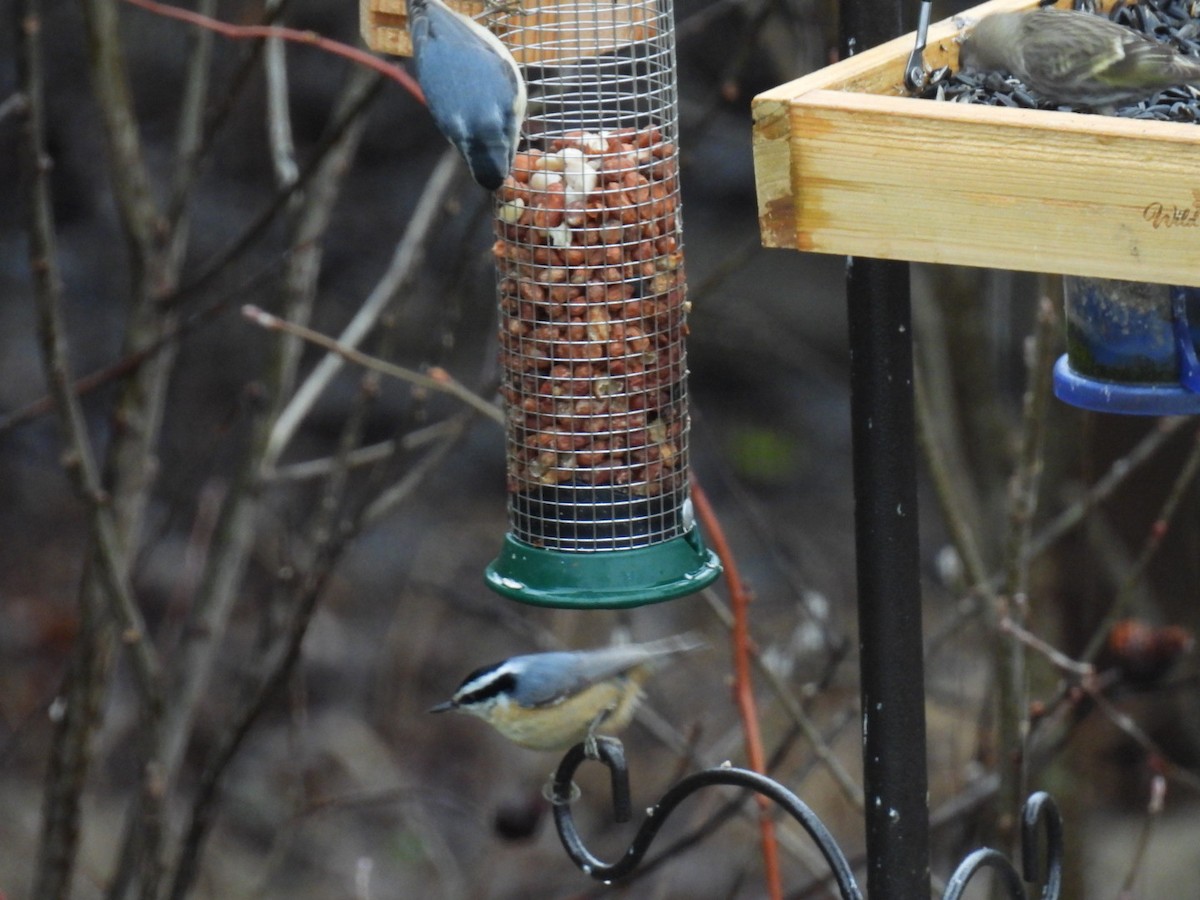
[360,0,658,62]
[752,0,1200,288]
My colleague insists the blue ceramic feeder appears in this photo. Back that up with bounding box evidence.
[1054,278,1200,415]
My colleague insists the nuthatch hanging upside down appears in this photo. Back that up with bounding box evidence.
[407,0,527,190]
[430,634,703,751]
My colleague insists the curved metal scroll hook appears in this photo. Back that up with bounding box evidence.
[547,736,632,824]
[1021,791,1063,898]
[942,791,1063,899]
[549,741,864,898]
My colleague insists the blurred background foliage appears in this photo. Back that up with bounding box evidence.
[3,0,1200,896]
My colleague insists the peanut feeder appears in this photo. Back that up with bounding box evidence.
[363,0,720,606]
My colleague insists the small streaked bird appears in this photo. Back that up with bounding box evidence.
[958,7,1200,109]
[430,634,704,752]
[407,0,527,189]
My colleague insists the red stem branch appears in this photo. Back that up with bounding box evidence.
[692,476,783,900]
[120,0,424,102]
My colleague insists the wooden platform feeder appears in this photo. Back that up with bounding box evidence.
[360,0,658,62]
[752,0,1200,289]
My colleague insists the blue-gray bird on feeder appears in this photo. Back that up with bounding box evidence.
[407,0,527,190]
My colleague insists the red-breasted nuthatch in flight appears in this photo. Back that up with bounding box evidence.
[430,634,703,751]
[407,0,527,190]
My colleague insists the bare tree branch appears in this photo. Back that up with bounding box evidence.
[265,33,300,192]
[992,292,1058,848]
[261,148,467,469]
[16,4,164,895]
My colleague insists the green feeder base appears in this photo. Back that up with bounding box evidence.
[485,528,722,609]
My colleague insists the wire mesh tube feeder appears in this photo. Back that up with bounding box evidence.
[364,0,720,607]
[486,0,721,606]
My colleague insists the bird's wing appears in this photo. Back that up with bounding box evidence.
[1099,33,1200,86]
[1016,12,1126,84]
[516,636,703,707]
[408,0,520,143]
[1012,14,1104,79]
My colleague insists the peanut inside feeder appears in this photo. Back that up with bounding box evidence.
[496,130,686,550]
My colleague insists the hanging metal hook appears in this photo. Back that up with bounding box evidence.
[904,0,935,92]
[1021,791,1064,897]
[942,792,1064,899]
[549,744,864,897]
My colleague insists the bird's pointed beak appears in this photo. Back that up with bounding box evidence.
[428,700,457,713]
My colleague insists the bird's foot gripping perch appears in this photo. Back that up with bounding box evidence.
[547,736,632,824]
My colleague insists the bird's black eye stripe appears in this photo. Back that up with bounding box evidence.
[459,671,516,705]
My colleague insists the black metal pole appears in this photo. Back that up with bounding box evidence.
[845,252,930,899]
[838,5,927,897]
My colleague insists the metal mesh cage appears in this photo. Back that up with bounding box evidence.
[490,0,692,555]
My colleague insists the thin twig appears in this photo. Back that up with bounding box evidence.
[264,34,300,191]
[164,76,384,309]
[17,5,163,895]
[997,617,1094,678]
[1003,296,1057,601]
[1085,688,1200,794]
[691,477,784,900]
[272,64,381,409]
[81,0,161,262]
[1117,773,1166,899]
[162,0,293,233]
[0,265,262,435]
[266,418,470,482]
[925,417,1189,657]
[362,414,475,525]
[1080,427,1200,664]
[1028,417,1187,561]
[244,306,504,427]
[268,440,399,482]
[162,0,217,277]
[701,588,864,809]
[913,351,991,589]
[119,0,422,100]
[23,0,162,715]
[261,148,465,469]
[994,293,1058,847]
[35,594,117,900]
